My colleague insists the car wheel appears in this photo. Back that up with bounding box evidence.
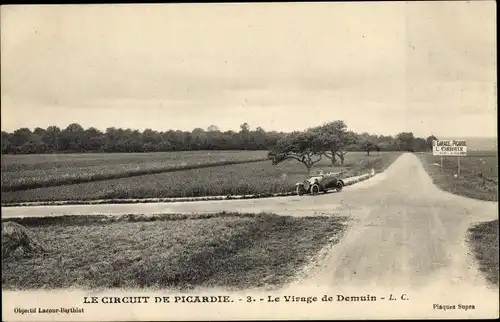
[311,184,320,195]
[296,186,305,196]
[336,181,344,192]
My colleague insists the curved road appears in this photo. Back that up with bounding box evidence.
[2,153,498,318]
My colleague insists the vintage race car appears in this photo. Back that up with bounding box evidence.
[295,172,345,196]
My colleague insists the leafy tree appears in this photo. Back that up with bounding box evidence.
[42,126,61,150]
[10,128,33,147]
[335,131,358,165]
[312,121,349,166]
[250,127,268,150]
[33,127,46,141]
[362,140,377,156]
[127,130,144,152]
[17,141,48,154]
[396,132,415,152]
[268,131,323,176]
[207,125,220,132]
[413,138,427,152]
[376,135,398,151]
[426,135,438,151]
[82,127,104,152]
[157,139,173,152]
[1,131,13,153]
[240,122,250,134]
[142,129,161,145]
[191,128,207,149]
[57,123,85,152]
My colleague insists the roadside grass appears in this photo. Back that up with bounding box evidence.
[468,220,499,287]
[416,152,498,201]
[1,212,347,290]
[1,151,268,192]
[1,152,401,203]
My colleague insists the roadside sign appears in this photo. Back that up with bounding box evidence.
[432,140,467,177]
[432,140,467,156]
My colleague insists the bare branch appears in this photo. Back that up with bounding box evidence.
[323,151,333,159]
[311,153,322,165]
[279,155,303,163]
[335,151,348,157]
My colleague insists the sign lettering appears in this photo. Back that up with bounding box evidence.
[432,140,467,156]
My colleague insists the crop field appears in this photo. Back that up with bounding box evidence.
[2,212,346,290]
[1,151,268,192]
[1,152,401,204]
[417,151,498,201]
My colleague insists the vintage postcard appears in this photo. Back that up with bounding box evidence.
[1,2,498,321]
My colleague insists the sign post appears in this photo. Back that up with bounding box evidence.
[432,140,467,177]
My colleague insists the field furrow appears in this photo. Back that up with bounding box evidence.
[1,151,268,191]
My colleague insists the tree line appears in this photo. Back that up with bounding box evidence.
[1,121,437,156]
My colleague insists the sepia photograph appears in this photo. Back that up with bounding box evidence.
[1,1,498,321]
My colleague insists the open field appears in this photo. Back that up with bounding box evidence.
[417,151,498,201]
[1,151,268,192]
[1,212,346,290]
[1,152,401,203]
[468,220,499,286]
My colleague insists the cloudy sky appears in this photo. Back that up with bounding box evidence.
[1,2,496,137]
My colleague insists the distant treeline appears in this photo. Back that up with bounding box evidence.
[1,122,436,154]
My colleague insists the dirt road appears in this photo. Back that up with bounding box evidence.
[280,153,498,319]
[2,153,498,318]
[299,153,498,288]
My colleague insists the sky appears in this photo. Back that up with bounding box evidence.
[1,2,497,138]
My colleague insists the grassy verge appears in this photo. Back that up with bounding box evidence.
[2,212,346,290]
[2,152,401,204]
[416,152,498,201]
[468,220,499,286]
